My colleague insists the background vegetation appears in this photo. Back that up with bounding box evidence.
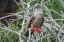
[0,0,64,42]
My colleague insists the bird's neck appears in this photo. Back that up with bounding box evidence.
[34,8,43,18]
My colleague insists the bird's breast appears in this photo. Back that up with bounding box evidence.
[34,11,43,18]
[31,17,42,28]
[34,13,43,18]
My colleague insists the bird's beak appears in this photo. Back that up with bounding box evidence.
[33,5,38,8]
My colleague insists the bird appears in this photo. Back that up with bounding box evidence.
[25,4,44,37]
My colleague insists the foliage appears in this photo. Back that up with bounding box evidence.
[0,0,64,42]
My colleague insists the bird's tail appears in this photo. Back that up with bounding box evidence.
[24,31,33,37]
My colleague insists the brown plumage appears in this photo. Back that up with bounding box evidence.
[25,4,44,37]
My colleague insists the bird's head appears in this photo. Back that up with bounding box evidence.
[33,4,41,8]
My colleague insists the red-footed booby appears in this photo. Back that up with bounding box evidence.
[25,4,44,37]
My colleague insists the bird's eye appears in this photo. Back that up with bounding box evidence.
[37,5,39,6]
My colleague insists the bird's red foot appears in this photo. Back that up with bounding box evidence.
[31,26,37,32]
[37,28,42,33]
[31,26,42,33]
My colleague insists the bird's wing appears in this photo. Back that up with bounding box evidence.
[40,16,44,27]
[25,15,35,37]
[27,15,35,28]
